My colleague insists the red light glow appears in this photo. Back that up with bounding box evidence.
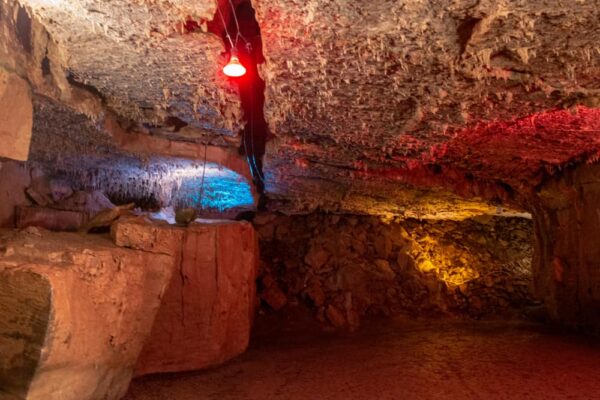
[223,55,246,77]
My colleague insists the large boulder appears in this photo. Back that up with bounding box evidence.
[111,217,259,376]
[532,162,600,334]
[0,229,175,400]
[0,70,33,162]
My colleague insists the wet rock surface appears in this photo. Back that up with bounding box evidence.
[256,213,535,329]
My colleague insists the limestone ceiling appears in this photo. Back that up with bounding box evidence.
[19,0,242,140]
[5,0,600,217]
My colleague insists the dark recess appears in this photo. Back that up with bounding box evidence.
[41,55,51,76]
[16,5,32,53]
[66,72,107,103]
[456,17,481,54]
[209,0,270,199]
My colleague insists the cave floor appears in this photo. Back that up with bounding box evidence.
[125,314,600,400]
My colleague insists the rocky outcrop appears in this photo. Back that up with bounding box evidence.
[0,217,259,399]
[255,213,534,329]
[532,162,600,334]
[112,217,259,376]
[0,228,175,400]
[0,161,31,228]
[0,69,32,161]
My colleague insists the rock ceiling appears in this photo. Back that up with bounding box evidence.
[2,0,600,218]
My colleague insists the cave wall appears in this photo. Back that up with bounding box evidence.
[255,213,534,329]
[533,162,600,334]
[0,161,31,228]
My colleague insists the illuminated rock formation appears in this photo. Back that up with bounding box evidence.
[0,229,175,400]
[113,218,258,375]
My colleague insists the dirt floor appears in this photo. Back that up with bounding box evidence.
[125,313,600,400]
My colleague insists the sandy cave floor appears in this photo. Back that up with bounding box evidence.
[124,314,600,400]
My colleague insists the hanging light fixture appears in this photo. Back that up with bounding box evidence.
[223,49,246,77]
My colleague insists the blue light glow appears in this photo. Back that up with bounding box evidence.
[174,163,255,211]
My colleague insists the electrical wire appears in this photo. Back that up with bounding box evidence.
[219,0,265,185]
[227,0,250,46]
[198,142,208,209]
[216,4,235,49]
[248,78,265,182]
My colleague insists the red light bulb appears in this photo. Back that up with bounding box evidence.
[223,54,246,77]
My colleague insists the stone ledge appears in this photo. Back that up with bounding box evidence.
[115,218,259,376]
[0,229,175,400]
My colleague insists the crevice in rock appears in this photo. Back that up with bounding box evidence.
[66,72,107,104]
[456,17,481,55]
[16,5,32,53]
[208,0,269,198]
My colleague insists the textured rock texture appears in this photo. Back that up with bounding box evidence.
[0,228,175,400]
[16,0,242,137]
[0,217,259,398]
[255,213,534,329]
[15,205,84,231]
[4,0,598,217]
[0,161,31,228]
[532,162,600,334]
[0,69,32,161]
[112,217,259,376]
[255,0,600,214]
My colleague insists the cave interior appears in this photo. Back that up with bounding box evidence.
[1,0,600,399]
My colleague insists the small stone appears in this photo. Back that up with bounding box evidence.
[260,275,288,310]
[305,279,326,307]
[175,207,197,226]
[304,246,330,270]
[26,187,52,207]
[325,304,346,328]
[374,259,396,280]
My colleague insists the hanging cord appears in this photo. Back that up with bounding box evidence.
[216,4,235,49]
[198,142,208,209]
[227,0,250,46]
[248,76,265,182]
[219,0,264,185]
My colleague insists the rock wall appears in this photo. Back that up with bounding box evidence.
[111,217,259,376]
[0,161,31,228]
[255,213,534,329]
[532,162,600,334]
[0,69,33,161]
[0,228,175,400]
[0,217,259,400]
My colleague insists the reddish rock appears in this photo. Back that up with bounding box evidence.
[16,206,84,231]
[0,230,175,400]
[0,161,31,228]
[325,305,346,328]
[260,274,288,310]
[111,216,184,256]
[133,219,258,376]
[0,69,32,161]
[533,162,600,333]
[304,246,330,270]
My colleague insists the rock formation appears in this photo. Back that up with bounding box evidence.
[0,218,258,400]
[256,213,535,329]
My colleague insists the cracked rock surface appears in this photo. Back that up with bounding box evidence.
[5,0,600,216]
